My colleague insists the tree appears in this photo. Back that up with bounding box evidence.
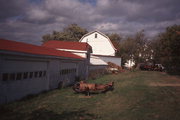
[152,24,180,74]
[118,37,136,65]
[42,24,88,43]
[106,33,122,56]
[118,30,151,67]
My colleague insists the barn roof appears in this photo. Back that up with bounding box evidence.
[0,39,83,59]
[42,40,92,51]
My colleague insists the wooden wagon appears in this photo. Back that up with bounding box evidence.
[72,81,114,95]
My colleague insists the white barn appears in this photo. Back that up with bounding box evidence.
[80,30,121,68]
[0,39,87,104]
[80,30,116,56]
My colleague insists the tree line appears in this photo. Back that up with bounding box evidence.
[42,24,180,74]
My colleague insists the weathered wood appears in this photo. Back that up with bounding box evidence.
[73,81,114,95]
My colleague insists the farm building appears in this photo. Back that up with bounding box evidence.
[0,39,87,104]
[79,30,121,70]
[42,40,92,79]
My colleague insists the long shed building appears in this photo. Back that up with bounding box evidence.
[0,39,87,104]
[42,40,92,80]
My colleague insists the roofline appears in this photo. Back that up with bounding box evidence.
[0,39,84,60]
[92,54,121,58]
[0,50,84,61]
[79,30,117,51]
[56,48,87,53]
[42,40,92,52]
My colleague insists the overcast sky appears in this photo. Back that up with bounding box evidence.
[0,0,180,45]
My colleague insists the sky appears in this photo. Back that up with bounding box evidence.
[0,0,180,45]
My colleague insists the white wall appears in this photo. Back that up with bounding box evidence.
[98,56,121,66]
[0,53,85,104]
[89,65,107,70]
[81,31,116,56]
[0,54,49,104]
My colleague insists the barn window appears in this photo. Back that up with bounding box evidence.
[62,70,64,74]
[95,33,97,38]
[65,69,68,74]
[61,70,64,74]
[2,73,8,81]
[10,73,15,80]
[34,72,38,78]
[61,69,69,75]
[43,71,46,77]
[29,72,33,78]
[16,73,22,80]
[23,72,28,79]
[39,71,42,77]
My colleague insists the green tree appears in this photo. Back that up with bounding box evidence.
[42,24,88,43]
[152,24,180,74]
[118,37,136,65]
[106,33,122,56]
[118,30,151,67]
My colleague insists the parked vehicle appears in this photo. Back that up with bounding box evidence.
[154,64,165,72]
[139,63,154,71]
[140,62,165,72]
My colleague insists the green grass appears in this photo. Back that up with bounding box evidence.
[1,71,180,120]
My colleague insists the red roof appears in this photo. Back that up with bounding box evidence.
[42,40,91,51]
[0,39,83,59]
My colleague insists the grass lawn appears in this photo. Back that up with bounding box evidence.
[1,71,180,120]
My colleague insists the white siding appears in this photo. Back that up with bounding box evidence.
[81,31,116,56]
[0,53,85,104]
[0,55,49,104]
[98,56,121,66]
[59,61,78,86]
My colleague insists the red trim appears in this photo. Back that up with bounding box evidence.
[0,39,83,59]
[42,40,91,51]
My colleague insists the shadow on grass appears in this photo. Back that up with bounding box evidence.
[0,107,100,120]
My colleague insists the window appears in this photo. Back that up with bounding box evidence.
[63,69,66,74]
[16,73,22,80]
[95,33,97,38]
[29,72,33,78]
[39,71,42,77]
[23,72,28,79]
[2,73,8,81]
[34,72,38,78]
[61,69,68,75]
[10,73,15,80]
[43,71,46,77]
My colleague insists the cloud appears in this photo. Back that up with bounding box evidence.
[0,0,29,21]
[0,0,180,45]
